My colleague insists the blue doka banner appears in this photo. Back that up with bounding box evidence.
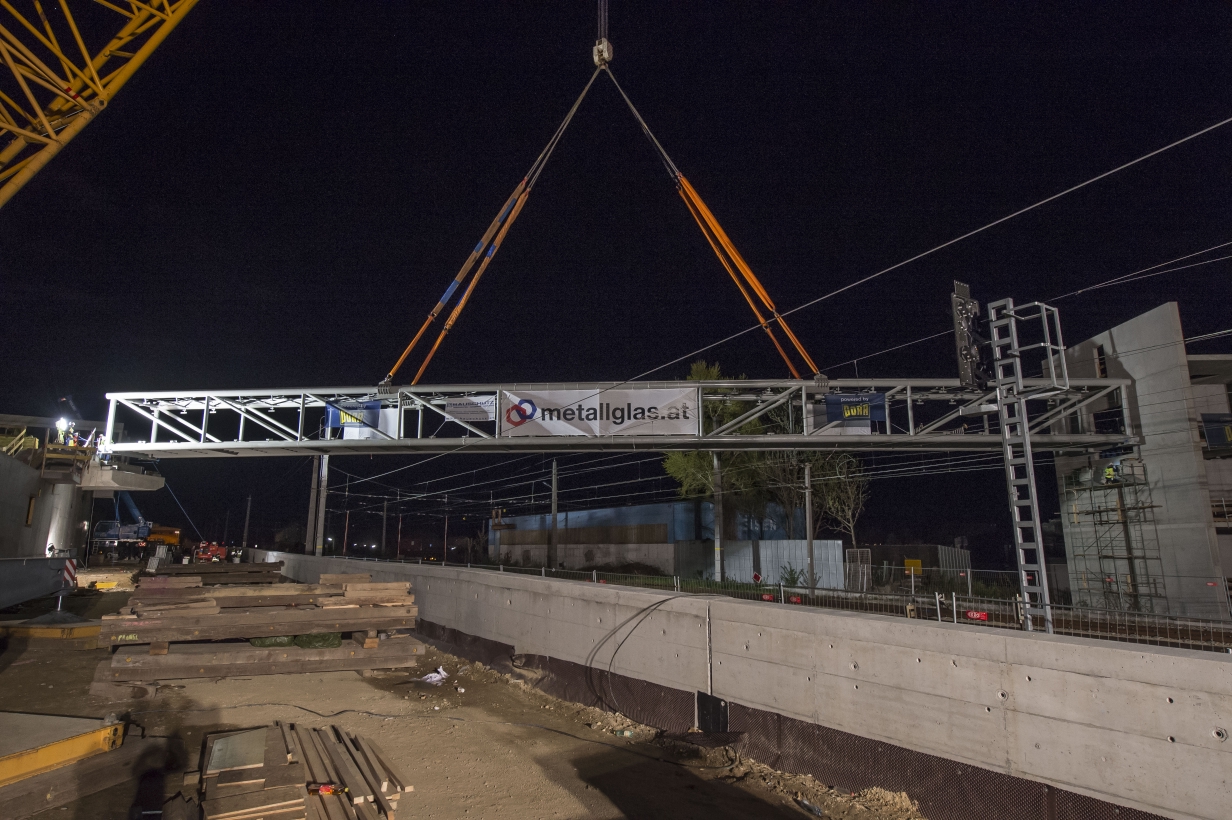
[825,393,887,423]
[326,400,381,429]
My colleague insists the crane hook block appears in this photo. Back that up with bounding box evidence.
[593,38,613,67]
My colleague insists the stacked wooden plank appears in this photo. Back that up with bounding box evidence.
[103,575,417,648]
[188,723,410,820]
[151,561,286,586]
[95,637,424,683]
[191,723,309,820]
[93,571,423,688]
[100,602,418,647]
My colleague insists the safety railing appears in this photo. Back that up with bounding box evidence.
[291,554,1232,653]
[931,592,1232,652]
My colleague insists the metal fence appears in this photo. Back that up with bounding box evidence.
[322,555,1232,654]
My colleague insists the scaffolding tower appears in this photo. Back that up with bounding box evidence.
[1062,459,1168,613]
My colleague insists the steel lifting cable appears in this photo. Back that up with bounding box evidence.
[604,67,821,378]
[383,67,603,385]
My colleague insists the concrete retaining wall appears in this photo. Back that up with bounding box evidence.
[253,550,1231,820]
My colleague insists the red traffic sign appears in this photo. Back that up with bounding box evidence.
[965,610,989,621]
[752,572,763,584]
[760,593,774,602]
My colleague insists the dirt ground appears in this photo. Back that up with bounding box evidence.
[1,590,927,820]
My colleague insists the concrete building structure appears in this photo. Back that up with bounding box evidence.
[490,500,976,587]
[1053,304,1232,619]
[0,414,162,606]
[490,500,713,574]
[490,500,851,585]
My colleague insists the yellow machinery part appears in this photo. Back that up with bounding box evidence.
[0,622,100,640]
[0,721,123,788]
[0,0,200,209]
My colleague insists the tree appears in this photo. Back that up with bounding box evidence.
[663,363,872,552]
[662,360,762,500]
[819,453,870,547]
[756,449,829,539]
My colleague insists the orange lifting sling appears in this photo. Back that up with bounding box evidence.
[383,59,820,384]
[382,69,601,385]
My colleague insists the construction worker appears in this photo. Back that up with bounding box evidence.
[1103,465,1116,484]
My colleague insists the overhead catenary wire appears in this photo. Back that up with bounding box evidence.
[707,233,1232,381]
[614,112,1232,386]
[326,447,1032,523]
[1051,241,1232,301]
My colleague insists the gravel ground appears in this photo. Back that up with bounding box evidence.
[1,591,926,819]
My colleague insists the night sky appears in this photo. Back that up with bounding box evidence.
[2,3,1230,563]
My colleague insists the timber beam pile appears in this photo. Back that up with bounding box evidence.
[101,603,418,646]
[149,561,286,586]
[94,572,423,686]
[95,634,424,683]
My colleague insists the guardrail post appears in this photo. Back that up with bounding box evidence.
[499,564,504,573]
[935,592,942,622]
[593,569,597,582]
[541,566,545,578]
[674,576,680,593]
[780,583,784,603]
[952,592,958,623]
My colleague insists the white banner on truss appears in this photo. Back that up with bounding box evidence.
[444,395,497,422]
[343,408,400,440]
[500,389,698,437]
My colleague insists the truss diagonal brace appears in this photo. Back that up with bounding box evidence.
[210,396,299,442]
[707,389,798,437]
[119,398,219,444]
[400,390,491,439]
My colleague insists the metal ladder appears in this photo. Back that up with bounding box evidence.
[987,298,1068,633]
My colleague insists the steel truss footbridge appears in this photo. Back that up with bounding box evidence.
[102,348,1134,637]
[102,376,1131,459]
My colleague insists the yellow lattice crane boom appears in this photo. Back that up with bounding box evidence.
[0,0,198,209]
